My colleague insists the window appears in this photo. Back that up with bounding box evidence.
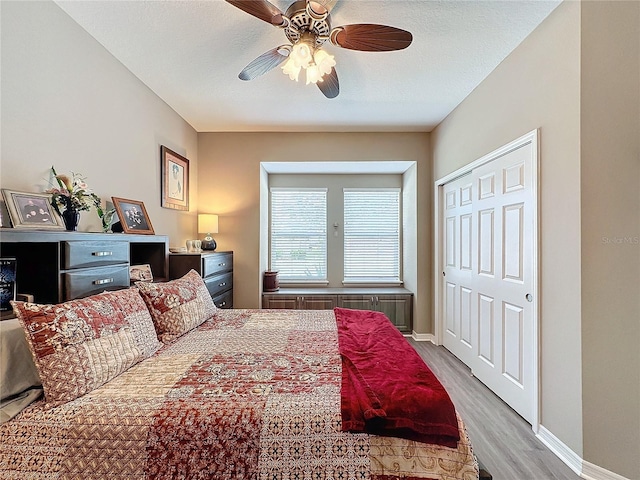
[343,188,401,283]
[270,188,327,281]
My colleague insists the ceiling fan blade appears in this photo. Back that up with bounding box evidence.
[330,24,413,52]
[225,0,285,26]
[239,46,290,81]
[317,67,339,99]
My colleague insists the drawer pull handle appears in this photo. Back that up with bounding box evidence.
[93,278,114,285]
[218,263,226,267]
[219,301,226,307]
[92,251,113,257]
[218,282,226,287]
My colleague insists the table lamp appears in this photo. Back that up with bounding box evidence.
[198,214,218,251]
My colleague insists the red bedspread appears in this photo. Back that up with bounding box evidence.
[2,309,478,479]
[335,307,461,448]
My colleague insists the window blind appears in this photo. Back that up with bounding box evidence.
[343,189,400,282]
[270,188,327,281]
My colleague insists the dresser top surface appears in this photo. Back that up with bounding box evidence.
[0,229,168,243]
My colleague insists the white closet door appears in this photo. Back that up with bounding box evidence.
[441,138,535,424]
[471,144,534,424]
[442,174,475,368]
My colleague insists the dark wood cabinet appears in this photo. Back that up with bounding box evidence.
[169,251,233,309]
[337,293,413,333]
[263,294,338,310]
[262,287,413,333]
[0,229,169,307]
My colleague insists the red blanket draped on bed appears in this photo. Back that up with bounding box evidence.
[334,307,460,448]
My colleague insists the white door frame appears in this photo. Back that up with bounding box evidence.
[433,129,540,432]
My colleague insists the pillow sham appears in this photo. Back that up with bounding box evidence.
[11,287,160,407]
[0,318,43,423]
[135,269,217,343]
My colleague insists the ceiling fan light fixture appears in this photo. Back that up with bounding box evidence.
[289,38,313,68]
[282,59,302,81]
[282,34,335,85]
[306,63,322,84]
[314,48,335,76]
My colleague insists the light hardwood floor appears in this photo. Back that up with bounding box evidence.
[409,339,581,480]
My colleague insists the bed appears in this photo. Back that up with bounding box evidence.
[0,270,479,479]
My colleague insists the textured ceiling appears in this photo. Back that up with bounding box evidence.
[54,0,561,132]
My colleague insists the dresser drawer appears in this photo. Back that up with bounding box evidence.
[63,241,129,269]
[204,271,233,298]
[212,289,233,309]
[64,265,130,300]
[202,252,233,278]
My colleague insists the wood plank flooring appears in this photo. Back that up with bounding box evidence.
[409,339,581,480]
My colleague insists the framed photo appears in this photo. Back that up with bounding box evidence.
[112,197,155,235]
[129,264,153,283]
[0,258,17,315]
[1,189,64,230]
[161,146,189,211]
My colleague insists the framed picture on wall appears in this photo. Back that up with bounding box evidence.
[112,197,155,235]
[1,189,65,230]
[160,146,189,211]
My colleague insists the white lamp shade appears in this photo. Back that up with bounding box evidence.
[198,214,219,234]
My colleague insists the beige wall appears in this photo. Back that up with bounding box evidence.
[432,0,640,477]
[432,0,583,458]
[0,1,198,246]
[197,132,432,332]
[580,1,640,477]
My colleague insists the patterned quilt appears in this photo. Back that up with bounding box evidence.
[0,309,479,480]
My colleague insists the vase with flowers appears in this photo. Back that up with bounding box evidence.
[47,166,101,231]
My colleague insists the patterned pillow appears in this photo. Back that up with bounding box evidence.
[11,288,161,407]
[135,269,217,343]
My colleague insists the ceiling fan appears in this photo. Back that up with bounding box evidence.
[226,0,413,98]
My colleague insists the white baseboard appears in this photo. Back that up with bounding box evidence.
[581,461,631,480]
[411,332,434,342]
[536,425,583,476]
[537,425,630,480]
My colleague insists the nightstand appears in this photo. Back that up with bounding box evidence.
[169,251,233,309]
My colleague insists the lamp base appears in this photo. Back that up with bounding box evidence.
[201,238,217,251]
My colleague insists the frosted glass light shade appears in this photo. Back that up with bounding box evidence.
[281,38,335,85]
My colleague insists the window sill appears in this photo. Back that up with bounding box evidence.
[342,280,403,287]
[279,280,330,287]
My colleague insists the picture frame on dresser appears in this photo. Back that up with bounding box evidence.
[0,258,17,319]
[129,264,153,283]
[160,145,189,211]
[112,197,155,235]
[1,189,64,230]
